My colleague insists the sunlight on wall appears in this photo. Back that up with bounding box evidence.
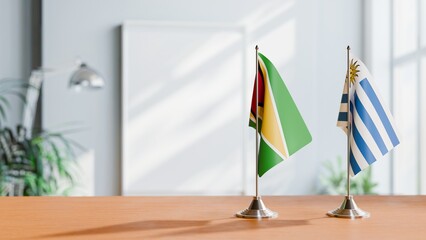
[122,0,360,196]
[173,30,243,79]
[240,0,294,32]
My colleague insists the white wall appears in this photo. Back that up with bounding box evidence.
[42,0,363,195]
[0,0,31,127]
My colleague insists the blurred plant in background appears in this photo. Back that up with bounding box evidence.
[318,156,378,195]
[0,79,81,196]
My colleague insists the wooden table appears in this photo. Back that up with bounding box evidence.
[1,196,425,239]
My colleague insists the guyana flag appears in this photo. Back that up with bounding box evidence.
[250,53,312,177]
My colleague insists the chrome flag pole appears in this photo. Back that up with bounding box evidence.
[236,45,277,219]
[327,46,369,219]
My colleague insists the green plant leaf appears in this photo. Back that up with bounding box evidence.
[0,123,82,196]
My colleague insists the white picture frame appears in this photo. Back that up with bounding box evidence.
[121,21,248,195]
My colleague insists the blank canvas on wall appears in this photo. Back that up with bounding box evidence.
[121,21,247,195]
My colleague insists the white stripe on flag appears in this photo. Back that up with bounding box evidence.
[355,81,394,150]
[339,102,348,113]
[349,167,355,177]
[350,133,370,171]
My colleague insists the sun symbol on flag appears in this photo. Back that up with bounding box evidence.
[349,59,360,84]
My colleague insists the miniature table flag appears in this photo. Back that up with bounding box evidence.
[337,54,400,176]
[249,53,311,177]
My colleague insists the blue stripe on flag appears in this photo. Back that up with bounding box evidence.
[351,101,376,165]
[341,94,348,103]
[359,78,400,147]
[350,150,361,175]
[354,92,388,155]
[338,112,348,121]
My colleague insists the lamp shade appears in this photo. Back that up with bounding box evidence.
[69,63,104,90]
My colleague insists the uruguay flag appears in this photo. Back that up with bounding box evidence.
[337,54,400,176]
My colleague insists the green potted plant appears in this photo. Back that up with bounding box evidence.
[0,79,80,196]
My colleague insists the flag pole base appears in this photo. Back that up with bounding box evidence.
[326,195,370,219]
[236,196,278,219]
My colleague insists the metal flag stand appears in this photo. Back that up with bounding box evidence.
[236,45,277,219]
[326,46,370,219]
